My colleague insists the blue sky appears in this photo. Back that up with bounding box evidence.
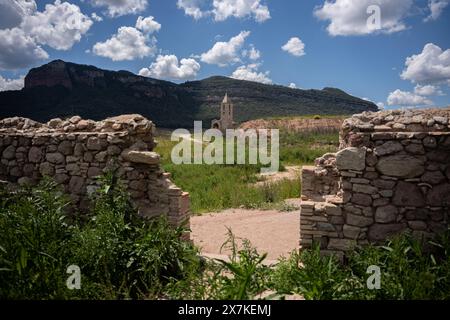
[0,0,449,110]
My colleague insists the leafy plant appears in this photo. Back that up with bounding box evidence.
[214,230,270,300]
[1,176,449,300]
[0,174,199,299]
[270,233,450,300]
[165,230,271,300]
[270,246,347,300]
[0,179,72,299]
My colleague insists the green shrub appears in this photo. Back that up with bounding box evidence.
[270,233,450,300]
[166,230,271,300]
[1,176,449,300]
[0,174,199,299]
[213,230,270,299]
[270,246,347,300]
[0,179,73,299]
[344,233,450,300]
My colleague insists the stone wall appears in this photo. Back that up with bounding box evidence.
[301,153,340,201]
[0,114,190,228]
[300,108,450,257]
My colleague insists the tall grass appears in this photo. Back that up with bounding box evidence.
[0,176,199,299]
[270,232,450,300]
[165,229,450,300]
[166,230,271,300]
[279,131,339,165]
[154,130,337,213]
[0,179,72,299]
[1,179,449,300]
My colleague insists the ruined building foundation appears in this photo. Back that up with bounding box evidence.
[0,114,190,229]
[300,108,450,257]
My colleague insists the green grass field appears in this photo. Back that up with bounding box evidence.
[155,129,339,214]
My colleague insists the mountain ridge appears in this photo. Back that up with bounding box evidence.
[0,60,378,128]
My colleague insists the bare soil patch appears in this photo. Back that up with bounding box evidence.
[255,166,301,186]
[191,208,300,260]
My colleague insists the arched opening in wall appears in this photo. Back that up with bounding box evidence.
[212,123,219,129]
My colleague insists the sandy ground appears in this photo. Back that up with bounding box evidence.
[191,208,300,261]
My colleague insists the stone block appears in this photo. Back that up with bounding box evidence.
[122,150,160,165]
[375,205,398,223]
[374,141,403,156]
[28,146,43,163]
[343,225,365,239]
[368,223,407,241]
[328,238,356,251]
[421,171,446,185]
[408,221,427,231]
[336,147,366,171]
[427,184,450,206]
[346,213,373,227]
[393,181,425,207]
[351,193,373,206]
[46,152,65,165]
[376,155,425,178]
[352,183,378,195]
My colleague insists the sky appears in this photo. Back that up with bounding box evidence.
[0,0,449,110]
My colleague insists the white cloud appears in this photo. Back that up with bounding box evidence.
[0,74,25,91]
[414,84,444,96]
[314,0,413,36]
[0,0,37,29]
[91,12,103,22]
[282,37,305,57]
[424,0,449,22]
[242,45,260,61]
[93,26,156,61]
[135,16,161,34]
[139,54,200,80]
[376,102,385,110]
[231,63,272,84]
[401,43,450,85]
[362,97,385,109]
[288,83,297,89]
[201,31,250,66]
[21,0,93,51]
[387,89,433,106]
[177,0,270,22]
[177,0,208,20]
[213,0,270,22]
[90,15,161,61]
[89,0,148,17]
[0,0,93,69]
[0,27,48,70]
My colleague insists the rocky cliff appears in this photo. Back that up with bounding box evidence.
[0,60,378,128]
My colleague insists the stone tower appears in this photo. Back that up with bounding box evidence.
[211,93,236,131]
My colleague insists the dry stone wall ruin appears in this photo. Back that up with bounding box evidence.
[0,114,189,228]
[300,108,450,257]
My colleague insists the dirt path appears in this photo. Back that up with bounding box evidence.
[191,208,300,261]
[255,166,301,186]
